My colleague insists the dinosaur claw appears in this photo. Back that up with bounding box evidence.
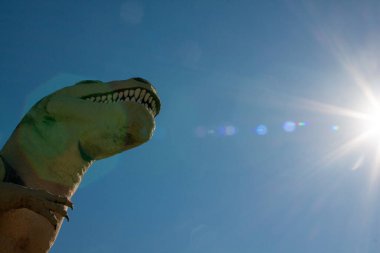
[67,201,74,210]
[65,215,70,222]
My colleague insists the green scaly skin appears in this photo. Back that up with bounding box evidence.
[0,78,160,253]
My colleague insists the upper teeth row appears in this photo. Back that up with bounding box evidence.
[84,88,158,116]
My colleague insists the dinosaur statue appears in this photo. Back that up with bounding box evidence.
[0,77,161,252]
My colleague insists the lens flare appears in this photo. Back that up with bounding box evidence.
[218,125,237,136]
[298,122,307,127]
[256,124,268,136]
[283,121,296,133]
[195,126,207,138]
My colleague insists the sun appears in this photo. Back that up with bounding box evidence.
[294,94,380,188]
[362,105,380,141]
[294,73,380,178]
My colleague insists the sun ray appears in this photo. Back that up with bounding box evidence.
[317,31,380,109]
[351,155,364,171]
[319,131,371,167]
[343,63,380,109]
[368,142,380,188]
[296,97,368,120]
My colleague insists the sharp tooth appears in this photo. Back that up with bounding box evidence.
[152,101,156,107]
[148,97,153,103]
[125,97,130,101]
[119,91,123,98]
[144,104,148,109]
[134,88,141,98]
[137,97,143,103]
[96,97,101,102]
[129,90,134,97]
[91,97,95,101]
[107,94,112,101]
[124,90,128,97]
[131,97,136,102]
[113,92,118,100]
[144,93,150,102]
[101,95,106,101]
[140,89,146,98]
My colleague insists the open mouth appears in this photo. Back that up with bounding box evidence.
[81,87,160,117]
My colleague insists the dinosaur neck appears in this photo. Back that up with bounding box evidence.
[0,154,26,185]
[0,156,5,182]
[0,123,93,197]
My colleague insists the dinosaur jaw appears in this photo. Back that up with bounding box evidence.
[80,86,160,117]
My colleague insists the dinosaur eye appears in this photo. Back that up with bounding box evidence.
[43,115,56,125]
[75,80,103,85]
[132,77,151,85]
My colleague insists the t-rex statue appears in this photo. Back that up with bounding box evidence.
[0,77,161,252]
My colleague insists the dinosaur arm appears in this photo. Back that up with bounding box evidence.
[0,182,73,229]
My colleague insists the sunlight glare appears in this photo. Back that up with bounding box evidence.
[361,104,380,143]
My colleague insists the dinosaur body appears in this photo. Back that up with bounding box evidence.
[0,78,160,252]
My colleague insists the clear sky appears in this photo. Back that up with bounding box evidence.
[2,0,380,252]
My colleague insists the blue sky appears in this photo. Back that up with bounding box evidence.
[2,0,380,252]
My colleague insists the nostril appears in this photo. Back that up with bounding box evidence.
[133,77,150,85]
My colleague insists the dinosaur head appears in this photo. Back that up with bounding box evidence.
[25,77,161,161]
